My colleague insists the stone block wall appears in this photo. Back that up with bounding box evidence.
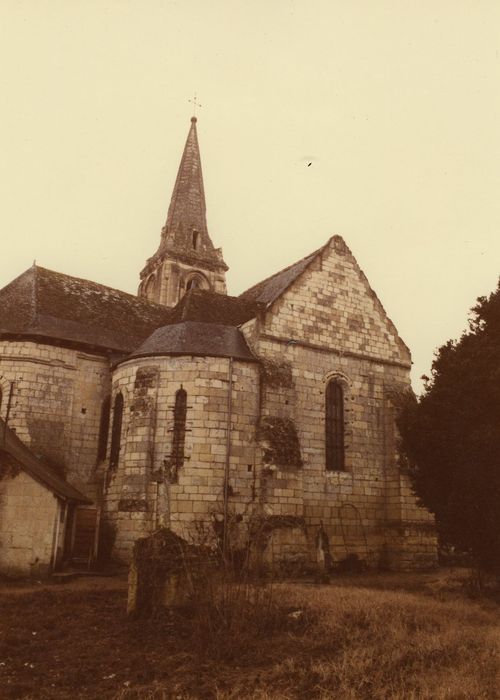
[103,340,436,568]
[0,468,60,576]
[261,236,411,366]
[104,355,260,561]
[140,258,227,308]
[239,236,436,569]
[101,234,437,570]
[0,340,111,496]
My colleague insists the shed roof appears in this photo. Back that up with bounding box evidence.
[0,419,91,503]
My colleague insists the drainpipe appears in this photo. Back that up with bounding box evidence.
[222,356,234,559]
[381,388,393,565]
[151,377,160,530]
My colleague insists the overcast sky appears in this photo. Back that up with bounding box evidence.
[1,1,499,391]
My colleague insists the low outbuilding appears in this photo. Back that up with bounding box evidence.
[0,418,91,577]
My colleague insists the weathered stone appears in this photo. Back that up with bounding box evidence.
[127,528,212,617]
[0,118,437,578]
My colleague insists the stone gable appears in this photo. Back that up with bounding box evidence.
[259,236,410,368]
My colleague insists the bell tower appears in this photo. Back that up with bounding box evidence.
[138,116,228,307]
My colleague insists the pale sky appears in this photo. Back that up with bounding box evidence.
[1,1,499,391]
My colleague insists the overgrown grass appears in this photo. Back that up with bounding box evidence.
[120,582,500,700]
[248,585,500,699]
[1,573,499,699]
[184,574,281,661]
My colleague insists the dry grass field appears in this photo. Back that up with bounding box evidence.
[0,570,499,699]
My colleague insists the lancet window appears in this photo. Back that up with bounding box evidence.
[169,388,187,480]
[97,395,111,462]
[325,380,345,471]
[109,392,124,470]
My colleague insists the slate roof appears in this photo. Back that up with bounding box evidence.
[127,321,257,362]
[239,241,329,306]
[165,117,209,241]
[143,117,228,276]
[168,289,261,326]
[0,265,172,354]
[0,418,90,503]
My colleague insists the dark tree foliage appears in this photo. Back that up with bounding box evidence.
[397,280,500,571]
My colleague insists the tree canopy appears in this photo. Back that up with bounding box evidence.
[397,280,500,570]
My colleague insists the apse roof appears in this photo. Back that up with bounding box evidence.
[126,321,257,362]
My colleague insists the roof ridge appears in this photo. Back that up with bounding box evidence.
[32,265,172,311]
[0,264,173,354]
[242,247,320,293]
[32,263,39,327]
[239,238,331,306]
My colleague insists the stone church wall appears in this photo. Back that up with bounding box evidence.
[0,340,111,497]
[252,339,436,569]
[104,355,260,561]
[240,237,436,570]
[104,342,435,568]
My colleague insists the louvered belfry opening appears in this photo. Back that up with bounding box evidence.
[325,380,345,471]
[110,392,124,470]
[171,388,188,473]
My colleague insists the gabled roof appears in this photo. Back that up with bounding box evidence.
[0,419,90,503]
[0,265,172,354]
[239,242,328,306]
[239,236,411,361]
[169,289,261,326]
[126,321,257,362]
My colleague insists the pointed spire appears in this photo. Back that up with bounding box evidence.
[139,116,228,307]
[164,116,208,242]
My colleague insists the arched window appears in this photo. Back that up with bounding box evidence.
[96,395,111,462]
[186,277,200,291]
[192,230,199,249]
[170,388,187,480]
[109,392,124,470]
[325,380,345,471]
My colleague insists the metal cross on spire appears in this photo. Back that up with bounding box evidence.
[188,92,202,116]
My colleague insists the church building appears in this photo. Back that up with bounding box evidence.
[0,117,436,576]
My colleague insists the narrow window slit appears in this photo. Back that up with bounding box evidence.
[325,380,345,471]
[109,392,124,470]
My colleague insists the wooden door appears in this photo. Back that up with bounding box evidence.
[71,506,100,567]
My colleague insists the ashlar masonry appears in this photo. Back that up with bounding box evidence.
[0,117,436,576]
